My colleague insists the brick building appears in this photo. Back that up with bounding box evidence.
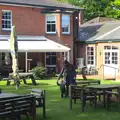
[0,0,83,73]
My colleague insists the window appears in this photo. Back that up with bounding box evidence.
[2,10,12,30]
[112,52,118,64]
[104,46,118,50]
[104,46,118,65]
[87,47,94,65]
[104,46,111,50]
[46,52,56,65]
[105,52,110,64]
[46,15,56,33]
[62,15,70,34]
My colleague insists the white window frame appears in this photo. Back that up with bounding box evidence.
[104,45,119,65]
[86,46,95,67]
[62,15,70,34]
[2,10,12,31]
[45,14,56,34]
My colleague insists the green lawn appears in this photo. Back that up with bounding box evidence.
[0,79,120,120]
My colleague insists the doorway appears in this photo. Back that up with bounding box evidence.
[45,52,57,74]
[104,46,119,79]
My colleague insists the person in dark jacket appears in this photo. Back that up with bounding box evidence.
[57,60,76,97]
[57,79,66,98]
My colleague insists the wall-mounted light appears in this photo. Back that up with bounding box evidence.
[75,16,78,20]
[99,47,102,56]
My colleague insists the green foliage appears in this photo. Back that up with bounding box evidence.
[31,66,47,79]
[75,68,81,74]
[58,0,120,21]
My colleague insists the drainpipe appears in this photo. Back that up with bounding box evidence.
[73,11,79,66]
[95,43,98,79]
[95,43,97,66]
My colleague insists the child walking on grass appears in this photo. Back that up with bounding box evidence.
[57,78,66,98]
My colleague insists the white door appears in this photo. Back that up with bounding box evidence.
[104,46,119,78]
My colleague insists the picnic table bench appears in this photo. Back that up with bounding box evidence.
[7,72,37,86]
[76,80,100,85]
[0,93,36,120]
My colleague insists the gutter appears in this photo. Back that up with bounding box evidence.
[41,10,74,14]
[75,39,120,44]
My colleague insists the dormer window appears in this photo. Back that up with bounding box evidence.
[2,10,12,31]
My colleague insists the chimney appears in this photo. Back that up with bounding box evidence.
[79,10,84,25]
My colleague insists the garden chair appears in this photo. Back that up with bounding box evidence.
[31,89,46,118]
[81,66,87,80]
[69,85,97,112]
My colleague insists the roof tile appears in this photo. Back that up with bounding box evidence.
[0,0,81,9]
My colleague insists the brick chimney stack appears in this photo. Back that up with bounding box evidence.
[79,10,84,25]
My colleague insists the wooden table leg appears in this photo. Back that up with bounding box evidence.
[103,90,106,108]
[31,77,37,85]
[23,77,27,84]
[6,79,11,86]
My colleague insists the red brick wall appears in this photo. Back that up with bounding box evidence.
[77,44,86,58]
[0,5,45,35]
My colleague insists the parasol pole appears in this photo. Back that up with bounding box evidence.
[10,25,20,89]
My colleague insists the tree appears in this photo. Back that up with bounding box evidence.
[58,0,120,21]
[110,0,120,18]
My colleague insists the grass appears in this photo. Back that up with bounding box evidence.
[0,79,120,120]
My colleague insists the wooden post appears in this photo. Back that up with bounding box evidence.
[25,52,28,72]
[103,65,104,80]
[115,68,116,80]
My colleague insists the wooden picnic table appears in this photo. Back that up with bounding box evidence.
[76,80,100,85]
[0,93,18,99]
[9,72,33,77]
[86,84,120,108]
[8,72,37,85]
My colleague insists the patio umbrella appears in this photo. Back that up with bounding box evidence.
[10,25,20,89]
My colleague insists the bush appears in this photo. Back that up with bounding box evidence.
[31,66,47,79]
[76,68,81,74]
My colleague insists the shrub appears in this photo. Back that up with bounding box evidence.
[76,68,81,74]
[31,66,47,79]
